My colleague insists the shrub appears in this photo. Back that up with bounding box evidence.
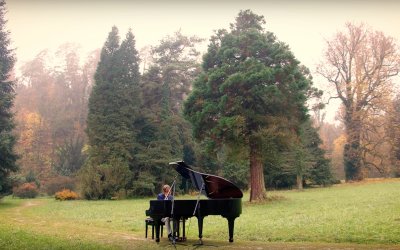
[25,170,41,188]
[78,161,130,199]
[43,176,76,195]
[13,182,39,198]
[55,189,79,201]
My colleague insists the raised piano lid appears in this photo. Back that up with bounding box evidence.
[169,161,243,199]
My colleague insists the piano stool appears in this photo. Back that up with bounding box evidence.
[145,217,187,241]
[145,217,164,239]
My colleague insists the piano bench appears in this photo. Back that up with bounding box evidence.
[145,217,164,239]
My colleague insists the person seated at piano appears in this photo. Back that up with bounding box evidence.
[157,184,173,201]
[157,184,174,240]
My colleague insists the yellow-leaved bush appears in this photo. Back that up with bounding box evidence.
[55,189,79,201]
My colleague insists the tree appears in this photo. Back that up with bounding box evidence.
[136,31,202,192]
[389,95,400,177]
[81,27,141,199]
[330,132,346,180]
[317,23,400,181]
[264,120,334,190]
[151,30,203,114]
[0,0,18,197]
[53,137,85,176]
[300,120,335,186]
[51,44,91,177]
[14,45,99,181]
[184,10,315,201]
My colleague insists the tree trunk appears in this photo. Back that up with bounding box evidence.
[344,112,364,181]
[296,174,303,190]
[249,140,266,202]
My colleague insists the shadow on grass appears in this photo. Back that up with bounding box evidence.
[150,238,247,249]
[0,197,22,211]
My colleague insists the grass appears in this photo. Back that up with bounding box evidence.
[240,180,400,244]
[1,179,400,249]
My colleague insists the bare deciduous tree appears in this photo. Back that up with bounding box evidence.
[317,22,400,181]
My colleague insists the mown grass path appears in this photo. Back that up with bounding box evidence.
[1,179,400,249]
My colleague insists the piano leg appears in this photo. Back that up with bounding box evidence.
[182,218,186,241]
[227,217,236,242]
[172,218,178,242]
[197,216,204,245]
[155,219,161,243]
[173,217,186,242]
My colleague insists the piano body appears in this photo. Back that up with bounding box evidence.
[145,161,243,243]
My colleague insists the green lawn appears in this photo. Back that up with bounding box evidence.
[1,179,400,249]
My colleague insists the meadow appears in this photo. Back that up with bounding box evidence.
[1,179,400,249]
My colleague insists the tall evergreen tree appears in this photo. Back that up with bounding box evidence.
[136,31,202,192]
[81,27,141,199]
[0,0,17,197]
[264,120,334,189]
[184,10,316,201]
[300,120,335,186]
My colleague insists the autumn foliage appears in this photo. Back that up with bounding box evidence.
[13,182,39,198]
[13,45,100,182]
[43,176,76,195]
[55,189,79,201]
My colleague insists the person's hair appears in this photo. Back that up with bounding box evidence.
[162,184,170,193]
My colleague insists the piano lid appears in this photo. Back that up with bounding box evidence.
[169,161,243,199]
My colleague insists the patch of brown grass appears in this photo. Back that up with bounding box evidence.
[335,177,400,187]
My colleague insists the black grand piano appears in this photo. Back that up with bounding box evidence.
[145,161,243,243]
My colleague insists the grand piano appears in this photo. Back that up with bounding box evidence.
[145,161,243,243]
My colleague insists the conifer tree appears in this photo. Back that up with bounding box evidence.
[81,27,141,199]
[184,10,316,201]
[136,31,202,191]
[0,0,17,197]
[300,120,334,186]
